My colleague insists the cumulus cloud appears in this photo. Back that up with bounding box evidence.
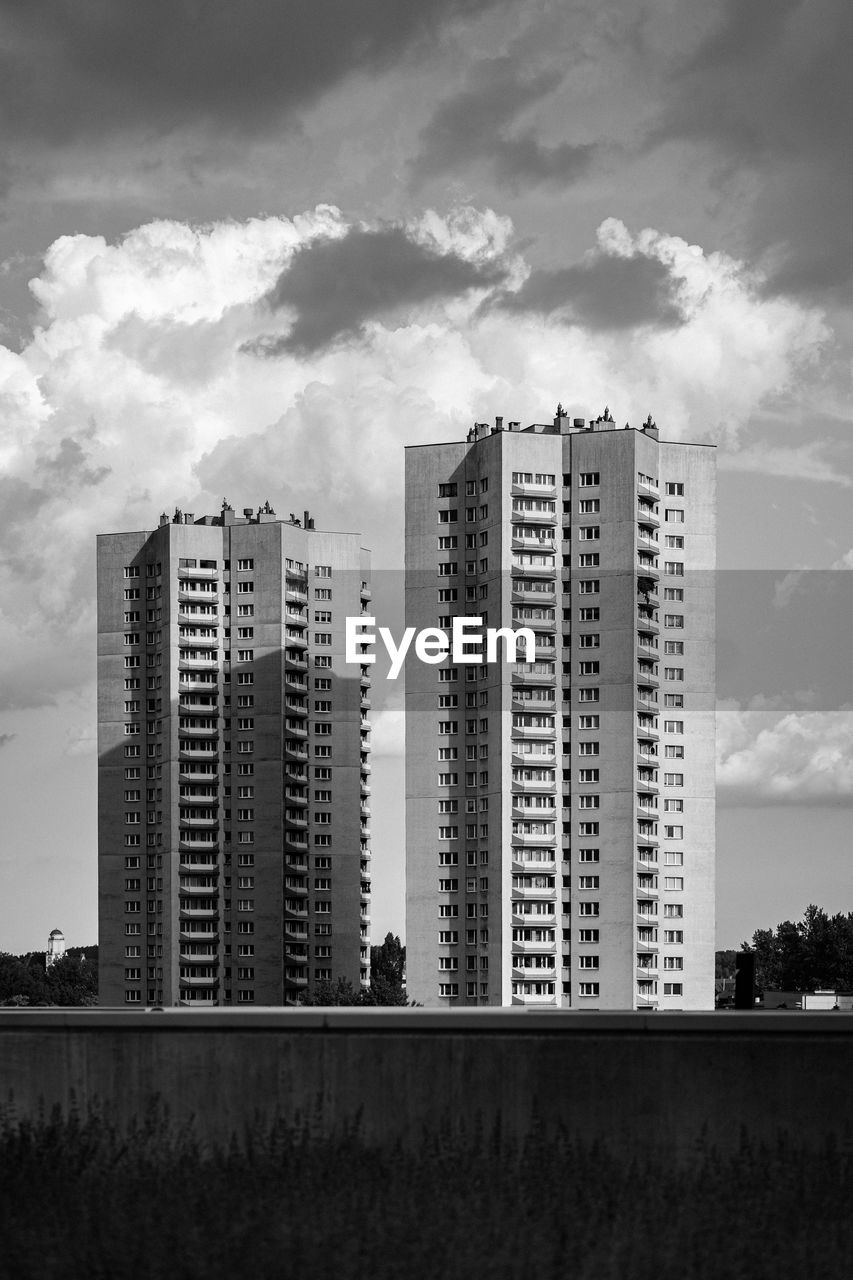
[256,225,508,355]
[717,700,853,805]
[0,206,831,713]
[412,56,595,189]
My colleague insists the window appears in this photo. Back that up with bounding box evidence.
[578,580,599,595]
[664,851,684,866]
[439,508,458,524]
[578,742,599,755]
[438,828,458,842]
[665,825,684,839]
[315,565,332,578]
[665,536,684,549]
[578,875,600,889]
[664,588,684,602]
[665,482,684,496]
[664,641,684,655]
[314,610,332,624]
[237,580,254,593]
[665,693,684,708]
[236,604,254,616]
[438,721,458,735]
[578,983,600,996]
[664,876,684,891]
[236,558,254,571]
[578,849,599,863]
[664,668,684,681]
[578,902,599,917]
[578,607,599,621]
[578,553,599,567]
[578,634,600,648]
[578,955,599,969]
[663,957,683,970]
[663,773,683,787]
[578,662,599,676]
[664,615,683,629]
[578,689,599,702]
[315,588,332,600]
[663,982,683,996]
[438,536,458,550]
[578,769,599,783]
[438,483,458,497]
[664,930,684,944]
[578,796,599,810]
[578,715,599,730]
[579,499,599,514]
[665,508,684,522]
[664,745,684,759]
[438,984,459,998]
[579,472,600,487]
[664,562,683,577]
[578,526,599,541]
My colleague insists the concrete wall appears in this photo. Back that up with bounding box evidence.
[1,1009,850,1155]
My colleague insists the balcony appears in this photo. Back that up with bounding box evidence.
[178,565,218,581]
[511,908,557,927]
[285,609,307,628]
[285,675,307,693]
[284,788,308,806]
[178,589,219,605]
[285,833,308,852]
[179,950,217,964]
[511,479,557,498]
[284,948,309,965]
[178,722,219,738]
[285,743,309,762]
[179,814,219,829]
[360,582,372,601]
[512,963,557,982]
[284,722,308,739]
[511,776,557,794]
[636,558,660,580]
[284,972,309,987]
[511,938,557,955]
[179,835,220,851]
[286,585,308,604]
[178,628,218,644]
[637,503,660,528]
[285,812,308,829]
[179,973,218,987]
[511,855,557,874]
[511,586,557,605]
[179,905,219,920]
[511,559,556,579]
[178,656,219,672]
[179,926,217,941]
[284,876,308,896]
[285,629,308,649]
[512,533,557,552]
[284,923,308,941]
[511,991,558,1006]
[179,746,219,760]
[284,902,308,919]
[285,652,308,671]
[637,530,659,556]
[637,478,659,500]
[512,803,557,821]
[511,723,556,741]
[179,860,217,874]
[285,699,309,718]
[511,665,556,685]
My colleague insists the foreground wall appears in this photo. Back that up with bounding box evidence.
[0,1009,849,1153]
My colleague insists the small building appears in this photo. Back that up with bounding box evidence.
[46,929,65,968]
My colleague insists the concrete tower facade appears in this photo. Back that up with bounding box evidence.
[405,412,715,1010]
[97,504,372,1007]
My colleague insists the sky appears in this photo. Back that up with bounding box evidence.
[0,0,851,955]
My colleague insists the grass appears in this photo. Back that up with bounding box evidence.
[0,1108,852,1279]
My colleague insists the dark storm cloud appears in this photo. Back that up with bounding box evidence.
[493,252,684,331]
[650,0,853,298]
[0,0,506,145]
[35,437,110,487]
[412,56,595,188]
[251,225,508,355]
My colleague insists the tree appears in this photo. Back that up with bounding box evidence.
[369,933,408,1006]
[743,906,853,992]
[0,947,98,1006]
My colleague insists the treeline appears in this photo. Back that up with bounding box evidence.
[736,904,853,992]
[0,948,98,1007]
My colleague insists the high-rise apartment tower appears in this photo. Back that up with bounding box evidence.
[97,502,372,1007]
[405,411,715,1010]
